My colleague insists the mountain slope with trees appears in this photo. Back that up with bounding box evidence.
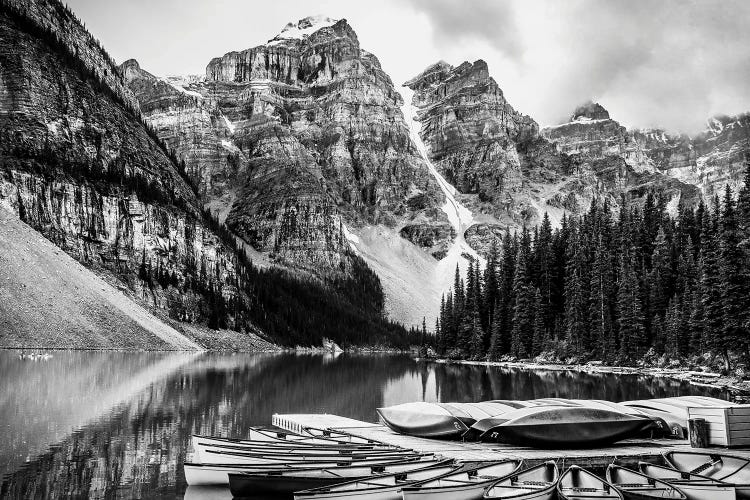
[432,160,750,372]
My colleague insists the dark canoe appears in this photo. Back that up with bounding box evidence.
[228,472,360,499]
[377,403,470,438]
[558,466,623,500]
[606,464,687,500]
[467,406,654,447]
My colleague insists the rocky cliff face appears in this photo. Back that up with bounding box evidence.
[539,102,747,210]
[407,62,704,256]
[124,17,449,272]
[0,1,246,331]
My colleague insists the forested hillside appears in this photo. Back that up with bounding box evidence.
[432,159,750,371]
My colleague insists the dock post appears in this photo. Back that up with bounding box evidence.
[688,418,709,448]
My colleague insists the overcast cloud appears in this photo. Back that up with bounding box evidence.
[68,0,750,133]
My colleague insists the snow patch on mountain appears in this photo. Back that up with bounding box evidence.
[268,16,337,45]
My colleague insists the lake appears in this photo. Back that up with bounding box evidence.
[0,350,729,498]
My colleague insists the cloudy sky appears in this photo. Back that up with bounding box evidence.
[68,0,750,133]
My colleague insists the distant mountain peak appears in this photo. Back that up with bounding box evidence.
[269,15,340,43]
[571,101,610,122]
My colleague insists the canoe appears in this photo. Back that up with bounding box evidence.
[377,402,471,438]
[205,428,372,446]
[485,400,535,409]
[227,459,453,499]
[193,439,409,462]
[192,434,395,452]
[466,406,653,447]
[401,460,522,500]
[639,462,735,500]
[483,461,559,500]
[198,447,428,465]
[301,426,390,445]
[622,400,689,419]
[529,398,583,407]
[664,451,750,498]
[293,463,460,499]
[183,485,232,500]
[618,402,689,438]
[557,465,623,499]
[185,456,430,486]
[670,396,735,407]
[606,464,686,499]
[565,401,670,438]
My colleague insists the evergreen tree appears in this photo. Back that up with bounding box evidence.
[719,186,749,368]
[617,253,647,362]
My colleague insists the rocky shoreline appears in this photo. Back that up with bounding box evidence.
[421,357,750,396]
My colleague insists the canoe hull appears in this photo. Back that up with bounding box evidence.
[484,485,555,500]
[402,482,490,500]
[229,473,363,499]
[376,408,469,439]
[671,483,736,500]
[478,418,650,447]
[294,486,405,500]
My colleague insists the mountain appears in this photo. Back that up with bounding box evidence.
[122,16,448,274]
[122,16,461,326]
[405,61,708,256]
[542,102,749,208]
[0,1,408,347]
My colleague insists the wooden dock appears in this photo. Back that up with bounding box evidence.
[272,413,750,469]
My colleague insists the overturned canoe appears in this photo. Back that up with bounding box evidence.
[401,460,522,500]
[664,451,750,499]
[376,402,471,438]
[558,466,623,500]
[227,458,453,499]
[293,463,459,500]
[606,464,686,499]
[484,461,559,500]
[639,462,736,500]
[465,406,653,447]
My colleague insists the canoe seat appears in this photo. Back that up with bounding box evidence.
[521,480,548,486]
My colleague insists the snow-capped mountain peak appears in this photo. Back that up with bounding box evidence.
[269,15,338,44]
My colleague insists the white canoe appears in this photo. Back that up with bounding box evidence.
[639,462,736,500]
[401,460,522,500]
[483,461,558,500]
[293,463,459,499]
[185,456,439,486]
[301,426,389,445]
[606,464,686,499]
[197,447,428,465]
[192,434,396,451]
[192,439,407,462]
[664,451,750,499]
[557,465,623,500]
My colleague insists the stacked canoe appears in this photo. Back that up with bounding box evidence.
[183,422,750,500]
[377,396,732,446]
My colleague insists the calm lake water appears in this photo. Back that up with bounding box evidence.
[0,350,729,499]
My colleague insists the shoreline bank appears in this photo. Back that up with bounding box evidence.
[421,357,750,395]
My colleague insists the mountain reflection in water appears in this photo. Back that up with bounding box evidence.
[0,351,728,499]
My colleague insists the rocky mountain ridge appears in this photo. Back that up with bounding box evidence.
[0,2,408,346]
[123,16,449,276]
[405,60,722,258]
